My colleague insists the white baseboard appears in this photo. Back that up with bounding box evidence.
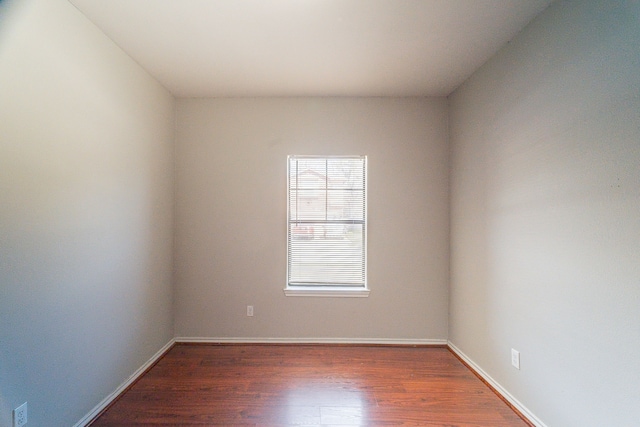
[73,338,175,427]
[175,337,448,346]
[447,341,547,427]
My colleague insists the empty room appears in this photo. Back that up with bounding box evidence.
[0,0,638,426]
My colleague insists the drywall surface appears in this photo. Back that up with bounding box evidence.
[175,97,449,340]
[0,0,175,426]
[449,0,640,426]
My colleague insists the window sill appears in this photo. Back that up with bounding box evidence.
[284,286,370,298]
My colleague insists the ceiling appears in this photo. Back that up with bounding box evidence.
[68,0,554,98]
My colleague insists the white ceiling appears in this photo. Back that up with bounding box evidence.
[68,0,554,98]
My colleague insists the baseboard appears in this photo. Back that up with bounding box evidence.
[175,336,448,346]
[447,341,547,427]
[73,338,176,427]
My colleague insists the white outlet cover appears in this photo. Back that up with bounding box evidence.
[511,349,520,370]
[14,402,27,427]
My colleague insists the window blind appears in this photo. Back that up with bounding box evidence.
[287,156,367,288]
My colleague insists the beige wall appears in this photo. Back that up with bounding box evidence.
[0,0,175,426]
[174,97,449,341]
[449,0,640,426]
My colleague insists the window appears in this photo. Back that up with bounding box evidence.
[286,155,368,297]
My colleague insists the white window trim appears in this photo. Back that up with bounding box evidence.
[285,155,369,298]
[284,286,370,297]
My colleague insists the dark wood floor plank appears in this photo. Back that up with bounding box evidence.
[90,344,530,427]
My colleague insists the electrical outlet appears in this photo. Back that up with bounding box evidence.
[13,402,27,427]
[511,349,520,370]
[247,305,254,317]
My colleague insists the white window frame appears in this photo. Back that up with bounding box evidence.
[285,155,369,297]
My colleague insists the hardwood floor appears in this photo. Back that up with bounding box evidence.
[90,344,531,426]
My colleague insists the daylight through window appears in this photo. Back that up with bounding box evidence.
[287,156,367,294]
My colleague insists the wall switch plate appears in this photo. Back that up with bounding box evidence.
[511,349,520,370]
[13,402,27,427]
[247,305,254,317]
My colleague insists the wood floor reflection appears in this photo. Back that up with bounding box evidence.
[90,344,531,426]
